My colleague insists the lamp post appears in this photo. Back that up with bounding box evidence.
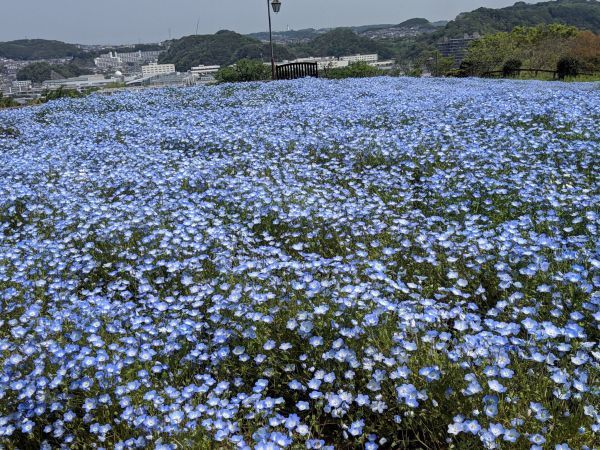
[428,53,439,77]
[268,0,282,80]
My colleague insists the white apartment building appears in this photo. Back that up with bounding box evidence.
[369,60,396,70]
[12,80,32,90]
[94,52,121,69]
[119,50,161,64]
[317,60,349,70]
[42,74,124,90]
[141,63,176,77]
[191,65,220,76]
[95,51,162,70]
[340,54,378,63]
[279,56,349,71]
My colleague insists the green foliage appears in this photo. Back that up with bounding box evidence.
[458,60,476,77]
[406,67,423,77]
[324,61,384,79]
[440,0,600,38]
[0,39,85,60]
[397,18,435,28]
[126,43,163,52]
[0,124,20,136]
[463,24,596,76]
[392,0,600,69]
[502,58,523,77]
[37,87,87,103]
[419,50,455,76]
[215,59,271,83]
[0,93,19,109]
[17,62,91,83]
[557,55,581,78]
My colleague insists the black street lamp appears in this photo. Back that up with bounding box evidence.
[267,0,282,80]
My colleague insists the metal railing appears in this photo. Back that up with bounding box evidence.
[482,68,598,80]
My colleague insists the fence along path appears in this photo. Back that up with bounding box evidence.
[482,68,598,80]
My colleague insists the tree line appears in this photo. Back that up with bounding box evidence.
[461,24,600,78]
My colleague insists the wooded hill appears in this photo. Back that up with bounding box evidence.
[290,29,393,58]
[0,39,84,60]
[158,30,296,71]
[440,0,600,38]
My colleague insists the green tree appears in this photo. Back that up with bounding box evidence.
[0,93,19,109]
[215,59,271,83]
[324,61,384,79]
[502,58,523,77]
[0,39,85,60]
[463,23,588,76]
[420,51,455,76]
[464,32,515,74]
[17,62,91,83]
[556,56,581,79]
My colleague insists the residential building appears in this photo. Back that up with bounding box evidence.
[42,74,124,90]
[94,50,162,70]
[436,33,481,66]
[141,63,176,77]
[369,60,396,70]
[340,54,378,63]
[126,72,192,88]
[190,65,220,76]
[316,60,349,70]
[12,80,33,91]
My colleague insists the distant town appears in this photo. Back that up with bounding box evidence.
[1,0,598,104]
[0,35,480,104]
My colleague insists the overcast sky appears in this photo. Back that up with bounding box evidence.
[1,0,542,44]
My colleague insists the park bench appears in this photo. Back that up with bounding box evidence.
[276,62,319,80]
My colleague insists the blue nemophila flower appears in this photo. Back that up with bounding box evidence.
[418,366,441,382]
[0,77,597,449]
[348,419,365,437]
[487,380,507,393]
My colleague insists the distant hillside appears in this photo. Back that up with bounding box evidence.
[248,20,442,43]
[0,39,84,60]
[247,28,324,44]
[440,0,600,37]
[159,30,296,71]
[361,19,439,40]
[17,62,92,83]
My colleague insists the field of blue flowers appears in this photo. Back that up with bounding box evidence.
[0,77,598,449]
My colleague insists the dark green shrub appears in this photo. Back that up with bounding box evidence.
[325,62,383,79]
[502,59,522,77]
[0,92,19,108]
[216,59,271,83]
[457,60,475,77]
[38,87,92,103]
[0,126,20,137]
[556,56,580,80]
